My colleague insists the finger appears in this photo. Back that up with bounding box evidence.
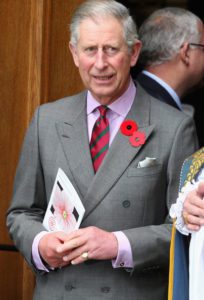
[185,204,204,220]
[71,251,91,265]
[186,213,204,227]
[49,259,69,269]
[63,246,91,263]
[184,194,204,215]
[191,194,204,209]
[187,224,200,231]
[65,228,84,240]
[55,231,70,242]
[184,193,201,208]
[56,235,86,254]
[71,257,86,265]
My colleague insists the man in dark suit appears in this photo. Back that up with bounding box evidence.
[6,1,198,299]
[134,7,204,117]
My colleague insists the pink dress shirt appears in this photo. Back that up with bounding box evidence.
[32,78,136,271]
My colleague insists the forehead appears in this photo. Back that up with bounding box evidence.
[77,17,125,44]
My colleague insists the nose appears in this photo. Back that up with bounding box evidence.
[94,49,108,69]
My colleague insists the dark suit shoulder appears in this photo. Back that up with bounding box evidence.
[137,82,192,123]
[135,73,180,110]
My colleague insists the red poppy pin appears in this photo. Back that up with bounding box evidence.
[129,131,146,147]
[120,119,146,147]
[120,120,138,136]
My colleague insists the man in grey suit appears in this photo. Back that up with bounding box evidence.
[7,1,198,299]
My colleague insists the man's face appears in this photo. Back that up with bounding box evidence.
[70,17,141,105]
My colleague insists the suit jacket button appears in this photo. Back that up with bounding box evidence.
[65,283,75,291]
[122,200,130,208]
[101,286,110,293]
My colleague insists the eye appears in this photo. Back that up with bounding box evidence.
[104,46,118,56]
[84,47,97,55]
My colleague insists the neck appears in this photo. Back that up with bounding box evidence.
[145,63,185,98]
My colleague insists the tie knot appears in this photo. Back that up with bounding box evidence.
[98,105,108,117]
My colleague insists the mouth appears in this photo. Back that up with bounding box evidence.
[93,74,114,81]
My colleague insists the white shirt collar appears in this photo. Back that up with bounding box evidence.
[142,70,182,110]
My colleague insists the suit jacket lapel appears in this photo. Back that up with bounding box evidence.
[83,85,155,219]
[56,93,95,198]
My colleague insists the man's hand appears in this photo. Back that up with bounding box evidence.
[38,231,71,269]
[56,226,118,265]
[183,181,204,231]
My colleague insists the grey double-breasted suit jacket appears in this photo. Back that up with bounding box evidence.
[7,84,198,300]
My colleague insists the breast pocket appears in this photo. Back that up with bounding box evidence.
[127,164,163,177]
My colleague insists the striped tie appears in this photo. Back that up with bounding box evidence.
[90,106,110,172]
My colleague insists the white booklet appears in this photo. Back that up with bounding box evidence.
[43,168,85,234]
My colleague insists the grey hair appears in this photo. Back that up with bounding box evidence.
[138,7,202,67]
[69,0,138,51]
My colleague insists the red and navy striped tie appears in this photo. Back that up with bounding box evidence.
[90,106,110,172]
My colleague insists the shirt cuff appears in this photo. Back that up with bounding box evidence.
[32,231,52,272]
[111,231,133,268]
[170,180,199,235]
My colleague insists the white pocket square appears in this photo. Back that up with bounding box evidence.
[137,157,157,168]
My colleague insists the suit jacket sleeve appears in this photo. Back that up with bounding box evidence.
[6,107,47,271]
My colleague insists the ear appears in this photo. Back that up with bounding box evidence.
[69,42,79,67]
[130,40,142,67]
[180,42,190,66]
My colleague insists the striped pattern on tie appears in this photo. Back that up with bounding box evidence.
[90,106,110,172]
